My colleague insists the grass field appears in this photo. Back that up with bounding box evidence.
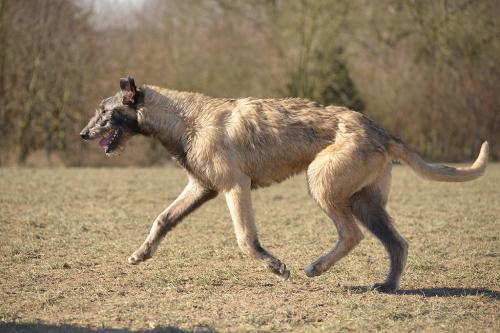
[0,165,499,332]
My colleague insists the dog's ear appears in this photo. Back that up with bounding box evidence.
[120,76,137,105]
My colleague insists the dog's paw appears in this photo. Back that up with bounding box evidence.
[128,242,156,265]
[277,263,291,281]
[304,262,322,278]
[266,260,290,281]
[127,249,151,265]
[372,282,398,293]
[127,254,143,265]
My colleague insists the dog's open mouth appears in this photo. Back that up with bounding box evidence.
[99,129,123,156]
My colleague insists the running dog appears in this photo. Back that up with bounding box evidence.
[80,76,488,292]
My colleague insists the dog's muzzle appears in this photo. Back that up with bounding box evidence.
[80,130,90,140]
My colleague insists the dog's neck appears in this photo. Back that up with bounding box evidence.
[135,86,207,164]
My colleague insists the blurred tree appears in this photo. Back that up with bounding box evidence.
[0,0,96,164]
[290,47,365,111]
[0,0,497,165]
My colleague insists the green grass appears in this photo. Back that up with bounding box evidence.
[0,165,499,332]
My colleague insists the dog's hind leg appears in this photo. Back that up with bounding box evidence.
[304,142,372,278]
[225,175,290,280]
[128,177,217,265]
[351,165,409,293]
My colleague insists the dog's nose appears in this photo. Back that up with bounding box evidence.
[80,131,90,140]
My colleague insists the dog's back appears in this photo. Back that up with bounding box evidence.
[177,92,391,188]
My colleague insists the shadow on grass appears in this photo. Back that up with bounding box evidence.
[345,286,500,299]
[0,323,217,333]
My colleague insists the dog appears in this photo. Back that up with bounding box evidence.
[80,76,488,292]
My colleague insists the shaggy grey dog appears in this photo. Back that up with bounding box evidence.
[80,77,488,292]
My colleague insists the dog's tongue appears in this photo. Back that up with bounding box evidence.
[99,131,115,149]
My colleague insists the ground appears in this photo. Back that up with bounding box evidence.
[0,164,499,333]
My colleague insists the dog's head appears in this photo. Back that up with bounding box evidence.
[80,76,143,156]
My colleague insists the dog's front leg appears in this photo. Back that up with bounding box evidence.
[128,178,217,265]
[225,176,290,280]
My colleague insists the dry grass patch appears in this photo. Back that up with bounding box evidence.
[0,165,499,332]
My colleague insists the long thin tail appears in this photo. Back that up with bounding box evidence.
[388,139,489,182]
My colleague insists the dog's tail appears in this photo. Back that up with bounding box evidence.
[387,138,489,182]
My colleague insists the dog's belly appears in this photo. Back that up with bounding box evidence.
[243,145,322,189]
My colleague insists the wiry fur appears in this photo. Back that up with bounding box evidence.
[81,80,489,293]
